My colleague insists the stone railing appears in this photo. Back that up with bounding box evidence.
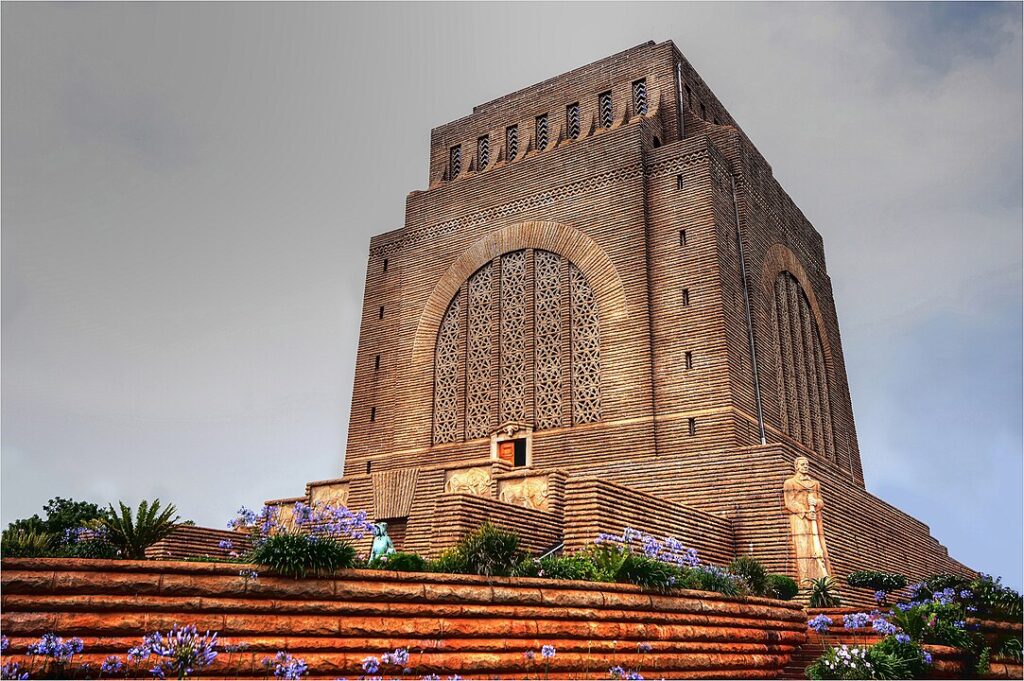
[1,558,807,679]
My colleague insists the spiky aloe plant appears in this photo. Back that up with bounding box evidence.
[98,499,180,559]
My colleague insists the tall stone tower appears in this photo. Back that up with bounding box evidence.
[270,41,969,596]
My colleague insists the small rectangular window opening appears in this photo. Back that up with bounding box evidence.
[383,258,388,272]
[448,145,461,179]
[688,417,697,437]
[566,102,580,140]
[599,91,613,128]
[378,306,384,319]
[477,135,490,169]
[366,461,373,474]
[676,174,684,190]
[370,406,377,422]
[374,354,380,371]
[679,229,687,246]
[506,125,519,161]
[700,103,707,120]
[632,78,648,116]
[682,289,690,307]
[685,351,694,369]
[685,85,693,107]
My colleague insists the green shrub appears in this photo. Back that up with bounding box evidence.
[998,637,1022,663]
[676,565,743,596]
[806,638,929,680]
[806,576,842,608]
[889,598,978,651]
[62,535,119,559]
[249,533,356,579]
[373,551,429,572]
[510,553,604,581]
[582,543,630,582]
[615,552,682,592]
[428,548,468,574]
[846,570,908,593]
[767,574,800,600]
[729,556,769,596]
[456,523,525,577]
[5,496,111,538]
[968,574,1023,619]
[97,499,180,560]
[1,529,54,557]
[426,524,525,577]
[919,573,969,595]
[536,553,604,582]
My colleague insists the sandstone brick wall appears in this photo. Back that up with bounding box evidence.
[144,525,251,561]
[1,558,809,679]
[430,493,562,557]
[578,443,971,607]
[562,477,735,566]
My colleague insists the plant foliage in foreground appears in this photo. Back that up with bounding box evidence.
[97,499,181,560]
[806,576,842,608]
[248,533,357,579]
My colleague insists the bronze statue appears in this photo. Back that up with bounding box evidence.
[369,521,396,562]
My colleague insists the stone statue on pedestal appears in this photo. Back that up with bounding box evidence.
[783,456,832,585]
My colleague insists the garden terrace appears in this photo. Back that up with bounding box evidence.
[782,609,1023,680]
[2,557,807,679]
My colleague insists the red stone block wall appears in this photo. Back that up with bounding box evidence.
[1,558,808,679]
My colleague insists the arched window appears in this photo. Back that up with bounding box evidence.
[771,272,836,460]
[432,249,602,444]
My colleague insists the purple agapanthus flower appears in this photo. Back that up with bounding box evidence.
[895,633,912,644]
[361,657,380,675]
[843,612,871,629]
[637,641,653,654]
[540,645,556,659]
[0,636,8,653]
[382,648,409,667]
[143,624,218,679]
[27,633,84,662]
[807,614,832,633]
[268,651,308,679]
[872,617,899,636]
[101,656,125,674]
[0,662,29,680]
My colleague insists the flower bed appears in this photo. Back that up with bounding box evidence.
[1,557,808,679]
[801,609,1022,680]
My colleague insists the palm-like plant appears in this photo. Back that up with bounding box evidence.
[97,499,180,559]
[806,575,842,608]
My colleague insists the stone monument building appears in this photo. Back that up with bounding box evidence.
[268,41,970,591]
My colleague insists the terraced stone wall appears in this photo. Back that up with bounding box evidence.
[1,558,807,679]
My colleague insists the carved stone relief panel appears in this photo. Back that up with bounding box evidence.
[443,467,492,497]
[309,482,350,509]
[498,475,550,511]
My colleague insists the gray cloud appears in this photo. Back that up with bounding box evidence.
[3,2,1020,586]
